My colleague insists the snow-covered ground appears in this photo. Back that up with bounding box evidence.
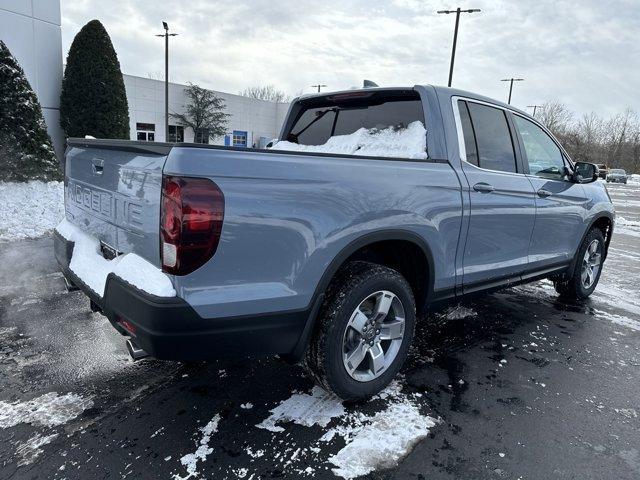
[0,181,64,242]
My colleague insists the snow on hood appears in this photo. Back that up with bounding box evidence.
[271,121,428,159]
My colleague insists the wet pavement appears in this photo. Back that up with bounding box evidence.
[1,181,639,480]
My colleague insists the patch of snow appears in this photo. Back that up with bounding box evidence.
[0,392,93,428]
[16,433,59,466]
[174,414,221,480]
[441,305,477,320]
[327,393,436,479]
[240,403,253,409]
[272,121,428,159]
[55,218,176,298]
[256,386,345,432]
[0,181,64,242]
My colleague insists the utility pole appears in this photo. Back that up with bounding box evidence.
[156,22,178,141]
[501,77,524,104]
[527,105,541,117]
[311,84,327,93]
[437,7,481,87]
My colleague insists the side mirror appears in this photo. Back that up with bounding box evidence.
[573,162,598,184]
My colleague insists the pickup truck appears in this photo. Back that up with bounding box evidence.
[55,86,614,401]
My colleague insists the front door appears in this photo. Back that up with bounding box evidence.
[456,100,537,292]
[511,114,588,270]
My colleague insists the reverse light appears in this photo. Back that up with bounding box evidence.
[160,176,225,275]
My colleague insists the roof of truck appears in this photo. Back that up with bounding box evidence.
[296,84,532,119]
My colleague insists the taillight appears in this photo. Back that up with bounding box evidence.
[160,176,225,275]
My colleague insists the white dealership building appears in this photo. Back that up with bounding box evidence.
[1,0,290,158]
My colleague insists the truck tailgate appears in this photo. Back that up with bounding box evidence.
[64,140,169,266]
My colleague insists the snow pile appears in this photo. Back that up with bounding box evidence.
[272,121,428,159]
[327,400,435,479]
[0,392,93,428]
[255,381,437,479]
[256,386,346,432]
[173,414,221,480]
[55,218,176,298]
[0,181,64,241]
[628,174,640,185]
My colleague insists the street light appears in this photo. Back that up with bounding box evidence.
[311,84,327,93]
[527,105,541,117]
[156,22,178,142]
[437,8,481,87]
[500,77,524,104]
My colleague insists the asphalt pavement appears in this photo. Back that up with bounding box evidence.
[1,181,639,480]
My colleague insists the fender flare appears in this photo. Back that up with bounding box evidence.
[285,230,435,363]
[564,213,614,280]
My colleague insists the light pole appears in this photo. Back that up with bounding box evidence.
[311,84,327,93]
[437,8,481,87]
[156,22,178,142]
[527,105,541,117]
[501,77,524,104]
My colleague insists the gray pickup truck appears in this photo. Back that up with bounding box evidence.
[55,86,614,400]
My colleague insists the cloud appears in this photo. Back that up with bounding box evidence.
[61,0,639,116]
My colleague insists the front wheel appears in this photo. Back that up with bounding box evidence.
[304,261,416,401]
[554,228,605,300]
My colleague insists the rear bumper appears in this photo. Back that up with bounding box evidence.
[54,231,312,361]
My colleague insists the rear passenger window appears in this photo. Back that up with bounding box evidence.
[464,102,517,173]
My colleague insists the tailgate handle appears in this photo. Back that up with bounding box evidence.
[473,182,495,193]
[91,159,104,175]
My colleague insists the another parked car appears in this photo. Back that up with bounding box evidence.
[55,86,614,400]
[607,168,628,184]
[597,164,608,179]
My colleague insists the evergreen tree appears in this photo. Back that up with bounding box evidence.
[0,41,60,182]
[60,19,130,139]
[171,83,229,143]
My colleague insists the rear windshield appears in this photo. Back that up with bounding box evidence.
[610,169,625,174]
[285,90,425,149]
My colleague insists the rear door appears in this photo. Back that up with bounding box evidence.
[454,99,537,291]
[510,113,588,270]
[64,140,169,265]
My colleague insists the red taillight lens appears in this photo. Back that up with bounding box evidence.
[160,176,225,275]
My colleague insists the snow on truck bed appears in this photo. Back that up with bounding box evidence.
[55,219,176,298]
[272,121,428,159]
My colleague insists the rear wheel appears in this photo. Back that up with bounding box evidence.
[304,261,416,401]
[554,228,605,300]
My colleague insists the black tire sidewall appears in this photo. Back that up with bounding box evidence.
[322,268,416,400]
[573,228,605,298]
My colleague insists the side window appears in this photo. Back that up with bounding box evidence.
[513,115,565,179]
[466,102,517,173]
[457,100,479,166]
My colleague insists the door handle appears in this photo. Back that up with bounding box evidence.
[537,189,552,198]
[473,182,495,193]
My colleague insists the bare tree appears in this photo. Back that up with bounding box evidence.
[171,83,229,143]
[536,101,574,137]
[240,85,290,103]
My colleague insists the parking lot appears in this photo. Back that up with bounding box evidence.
[1,181,639,480]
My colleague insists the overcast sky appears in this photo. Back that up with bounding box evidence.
[61,0,639,118]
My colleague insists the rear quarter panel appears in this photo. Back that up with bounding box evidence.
[164,148,463,318]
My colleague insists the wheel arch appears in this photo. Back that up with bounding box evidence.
[565,213,614,279]
[285,230,435,363]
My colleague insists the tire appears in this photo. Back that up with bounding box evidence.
[554,228,605,300]
[304,261,416,401]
